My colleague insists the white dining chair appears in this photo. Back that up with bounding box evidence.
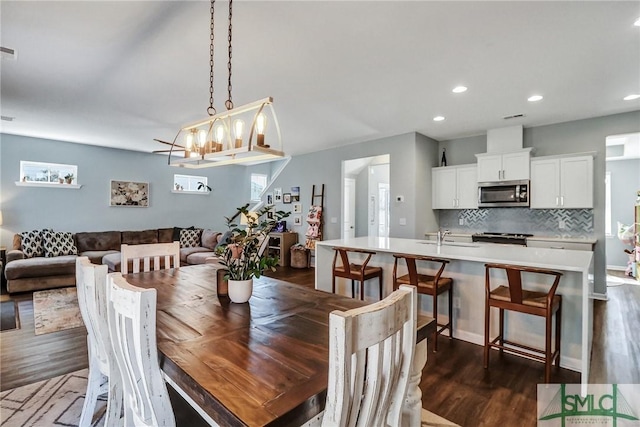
[321,284,417,427]
[107,272,176,427]
[75,257,123,427]
[120,242,180,274]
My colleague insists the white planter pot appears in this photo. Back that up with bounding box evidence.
[228,279,253,303]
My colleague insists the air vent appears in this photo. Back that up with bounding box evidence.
[1,46,16,60]
[1,116,15,122]
[503,113,525,120]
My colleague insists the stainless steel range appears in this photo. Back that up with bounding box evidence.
[471,232,533,246]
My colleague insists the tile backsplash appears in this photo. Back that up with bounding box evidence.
[438,208,593,237]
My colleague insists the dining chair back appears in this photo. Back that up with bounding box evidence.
[121,242,180,274]
[107,272,175,427]
[484,263,563,383]
[322,284,417,427]
[75,257,122,427]
[331,247,383,300]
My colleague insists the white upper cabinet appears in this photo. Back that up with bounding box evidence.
[432,165,478,209]
[476,148,532,182]
[530,155,593,209]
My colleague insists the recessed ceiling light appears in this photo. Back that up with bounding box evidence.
[623,94,640,101]
[528,95,543,102]
[634,17,640,26]
[433,116,445,122]
[452,86,467,93]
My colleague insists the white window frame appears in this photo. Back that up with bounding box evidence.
[250,173,268,201]
[173,174,209,194]
[17,160,80,188]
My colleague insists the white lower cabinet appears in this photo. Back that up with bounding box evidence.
[530,155,593,209]
[432,165,478,209]
[526,239,594,251]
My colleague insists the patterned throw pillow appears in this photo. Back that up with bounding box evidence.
[180,228,202,248]
[20,230,46,258]
[42,230,78,257]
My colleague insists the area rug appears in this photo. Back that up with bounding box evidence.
[33,287,84,336]
[0,300,20,332]
[0,369,106,427]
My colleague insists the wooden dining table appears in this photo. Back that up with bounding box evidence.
[123,264,435,427]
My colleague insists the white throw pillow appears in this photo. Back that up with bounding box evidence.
[180,228,202,248]
[42,230,78,257]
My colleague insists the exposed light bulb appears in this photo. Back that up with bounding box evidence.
[214,125,225,151]
[185,132,194,149]
[256,113,267,146]
[197,129,207,147]
[234,119,244,148]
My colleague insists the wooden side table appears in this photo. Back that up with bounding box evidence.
[268,233,298,267]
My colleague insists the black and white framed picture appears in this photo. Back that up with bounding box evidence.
[110,180,149,207]
[293,215,302,226]
[283,193,291,204]
[293,203,302,214]
[266,193,273,206]
[274,188,282,203]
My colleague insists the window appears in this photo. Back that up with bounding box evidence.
[250,173,268,201]
[20,161,77,184]
[605,171,612,236]
[173,174,209,193]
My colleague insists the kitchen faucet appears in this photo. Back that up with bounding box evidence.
[436,229,451,246]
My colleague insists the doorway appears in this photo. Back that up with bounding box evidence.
[604,132,640,285]
[342,154,390,239]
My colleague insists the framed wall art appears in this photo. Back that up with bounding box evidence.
[274,188,282,203]
[293,215,302,226]
[293,203,302,214]
[291,186,300,202]
[110,180,149,207]
[283,193,291,204]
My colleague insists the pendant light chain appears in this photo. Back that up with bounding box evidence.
[207,0,216,116]
[225,0,234,110]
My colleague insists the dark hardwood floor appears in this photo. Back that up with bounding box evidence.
[1,266,638,427]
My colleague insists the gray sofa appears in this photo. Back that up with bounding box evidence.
[4,227,225,294]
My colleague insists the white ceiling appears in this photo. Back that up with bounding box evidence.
[1,1,639,157]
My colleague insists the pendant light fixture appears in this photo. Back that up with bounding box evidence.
[167,0,284,168]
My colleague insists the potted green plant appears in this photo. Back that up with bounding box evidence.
[64,173,74,184]
[217,203,289,303]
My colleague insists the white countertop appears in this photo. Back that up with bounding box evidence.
[318,236,593,273]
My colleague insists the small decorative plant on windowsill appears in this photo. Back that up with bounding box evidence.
[216,203,290,303]
[64,173,74,184]
[197,182,212,192]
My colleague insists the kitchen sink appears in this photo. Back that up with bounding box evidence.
[417,241,479,248]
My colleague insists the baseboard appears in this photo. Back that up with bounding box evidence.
[606,265,627,271]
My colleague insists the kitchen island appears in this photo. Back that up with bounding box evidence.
[315,237,594,386]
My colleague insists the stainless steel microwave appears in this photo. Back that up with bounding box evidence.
[478,180,529,207]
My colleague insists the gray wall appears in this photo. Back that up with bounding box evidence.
[439,110,640,294]
[0,133,246,247]
[262,132,440,243]
[606,158,640,268]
